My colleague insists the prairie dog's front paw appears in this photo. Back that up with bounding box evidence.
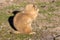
[29,32,36,35]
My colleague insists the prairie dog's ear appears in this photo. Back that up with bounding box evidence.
[33,4,36,8]
[33,4,39,12]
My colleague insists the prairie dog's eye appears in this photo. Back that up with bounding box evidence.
[33,4,37,8]
[33,4,35,7]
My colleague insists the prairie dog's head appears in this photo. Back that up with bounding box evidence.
[24,4,39,13]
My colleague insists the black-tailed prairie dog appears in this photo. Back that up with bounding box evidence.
[13,4,39,34]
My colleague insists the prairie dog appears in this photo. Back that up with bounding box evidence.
[13,4,39,34]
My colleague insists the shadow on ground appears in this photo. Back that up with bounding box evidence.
[8,10,20,31]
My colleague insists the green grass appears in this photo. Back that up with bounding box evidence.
[0,10,9,25]
[0,2,27,25]
[0,2,33,40]
[55,1,60,7]
[0,1,60,40]
[0,1,60,24]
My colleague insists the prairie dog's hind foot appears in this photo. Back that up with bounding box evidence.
[10,31,21,34]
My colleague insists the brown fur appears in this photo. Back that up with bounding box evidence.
[13,4,39,34]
